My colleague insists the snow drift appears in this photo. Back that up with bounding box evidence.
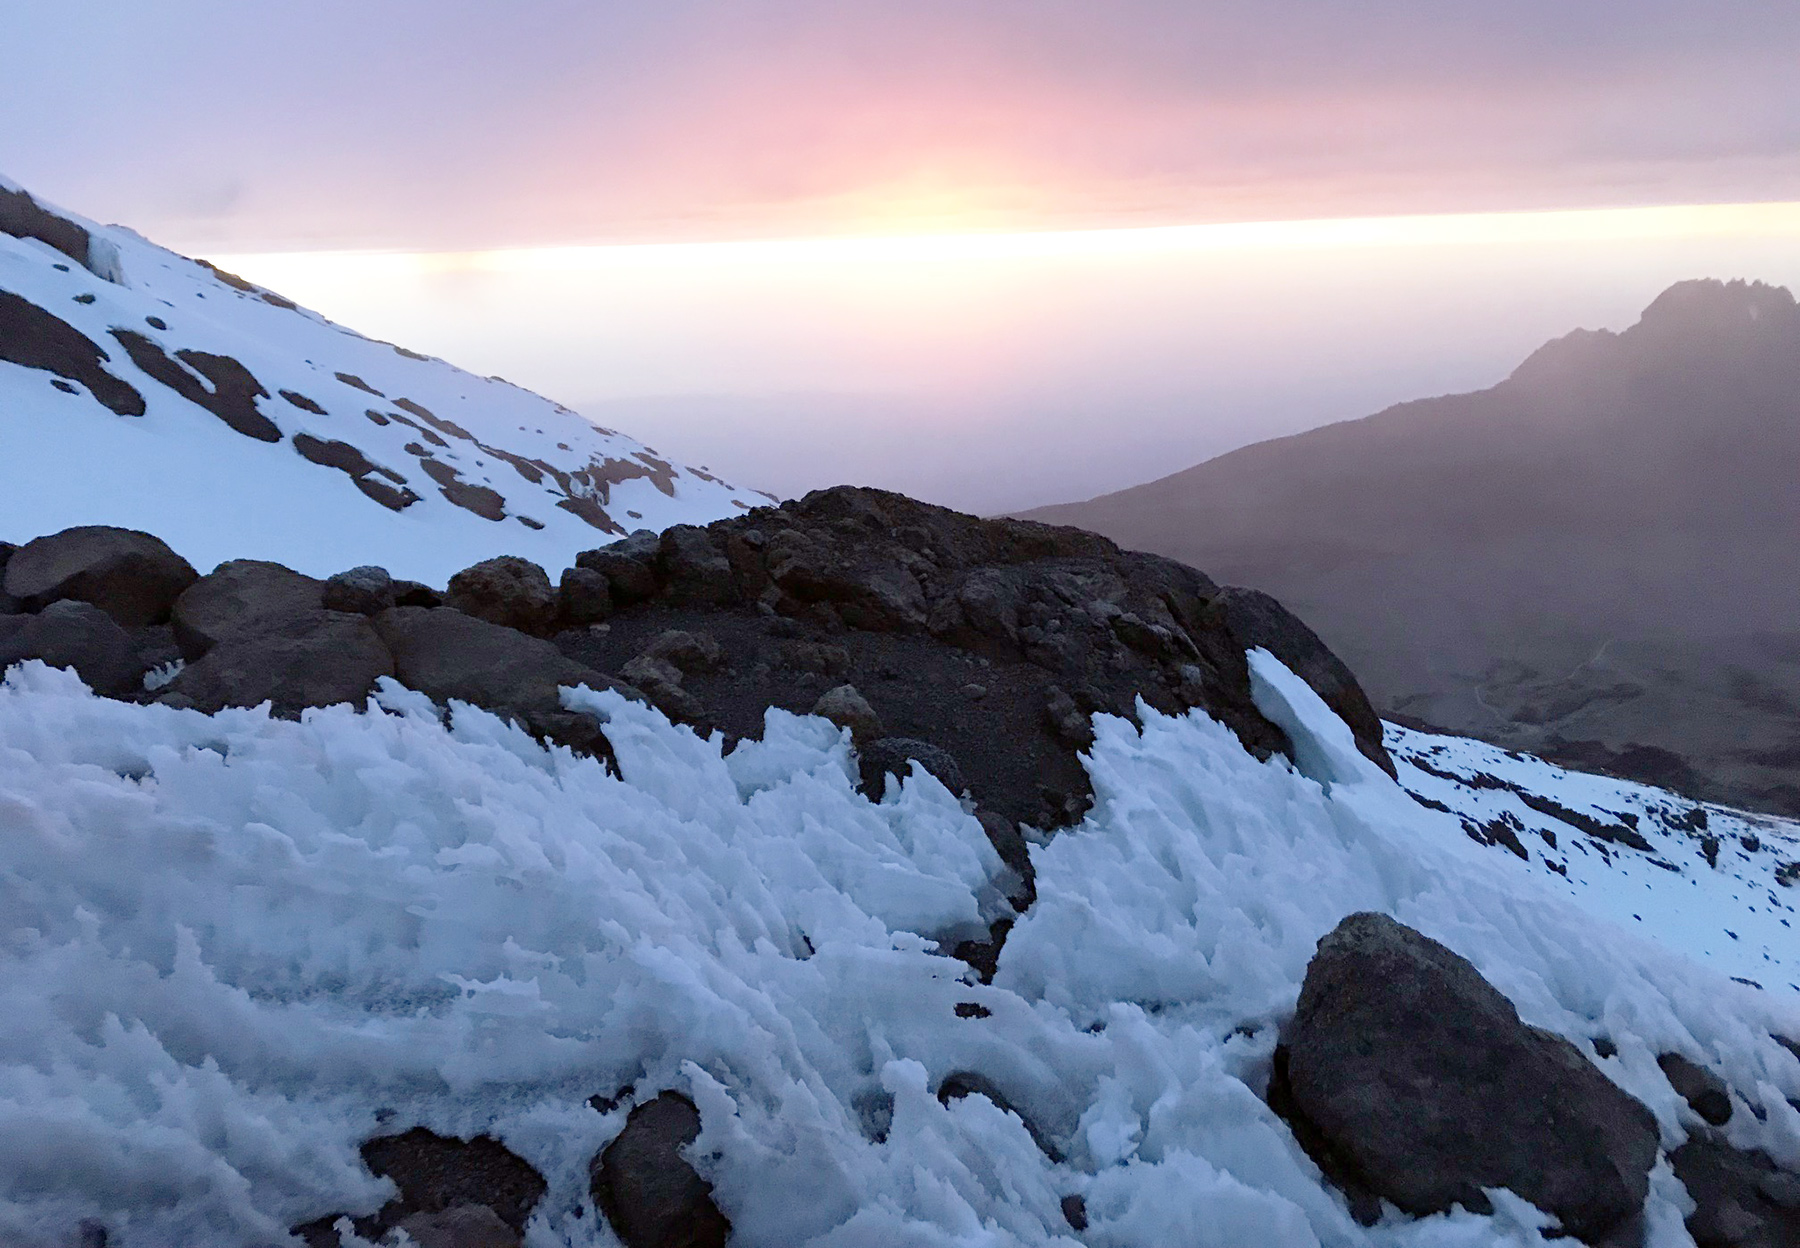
[2,651,1797,1246]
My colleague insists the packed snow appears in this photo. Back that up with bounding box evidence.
[3,650,1798,1247]
[0,176,770,585]
[1388,725,1800,998]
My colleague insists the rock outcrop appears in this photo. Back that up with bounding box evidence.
[3,525,196,625]
[1271,912,1658,1244]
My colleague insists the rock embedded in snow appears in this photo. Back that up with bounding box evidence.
[1658,1052,1734,1126]
[444,555,557,636]
[1670,1136,1800,1248]
[392,1203,518,1248]
[858,735,965,799]
[1277,911,1659,1242]
[591,1092,731,1248]
[170,558,326,659]
[162,612,394,717]
[2,525,197,625]
[0,600,144,698]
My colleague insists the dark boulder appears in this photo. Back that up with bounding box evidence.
[294,1127,546,1248]
[3,526,197,626]
[591,1091,730,1248]
[162,613,394,716]
[558,566,614,627]
[1212,586,1395,777]
[445,556,557,635]
[322,565,396,616]
[576,534,660,605]
[812,683,884,743]
[1276,912,1657,1243]
[374,606,630,752]
[658,525,738,608]
[1658,1052,1734,1126]
[171,559,325,659]
[0,600,145,697]
[643,629,725,674]
[859,736,965,798]
[1671,1136,1800,1248]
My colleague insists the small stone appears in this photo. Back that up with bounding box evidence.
[1060,1194,1088,1232]
[645,629,725,674]
[858,736,964,798]
[960,682,988,700]
[813,683,883,741]
[1658,1052,1734,1126]
[321,565,395,615]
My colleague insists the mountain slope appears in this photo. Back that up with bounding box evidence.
[0,177,770,584]
[1024,279,1800,816]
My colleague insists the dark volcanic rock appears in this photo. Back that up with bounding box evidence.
[1658,1052,1734,1126]
[1671,1135,1800,1248]
[812,682,884,742]
[322,565,397,616]
[4,525,197,625]
[0,600,145,697]
[554,486,1356,830]
[1213,586,1396,777]
[591,1091,731,1248]
[295,1127,546,1248]
[557,566,613,627]
[445,556,558,635]
[0,290,145,416]
[1277,912,1657,1243]
[163,613,393,716]
[374,606,628,753]
[859,736,966,799]
[109,329,281,442]
[170,559,325,659]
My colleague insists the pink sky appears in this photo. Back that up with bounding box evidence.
[3,1,1798,252]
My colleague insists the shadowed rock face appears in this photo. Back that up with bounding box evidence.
[1024,279,1800,816]
[4,526,195,626]
[1273,912,1658,1244]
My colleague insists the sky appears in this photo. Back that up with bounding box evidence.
[4,2,1800,510]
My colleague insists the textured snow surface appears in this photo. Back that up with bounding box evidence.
[1389,725,1800,997]
[0,176,769,584]
[2,653,1798,1247]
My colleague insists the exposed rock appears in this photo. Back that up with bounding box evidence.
[591,1091,731,1248]
[163,613,393,716]
[374,606,628,752]
[1212,586,1396,778]
[1671,1135,1800,1248]
[858,736,965,798]
[936,1070,1061,1161]
[1060,1194,1088,1232]
[322,565,396,616]
[1658,1052,1734,1126]
[393,1204,519,1248]
[557,566,613,627]
[445,556,557,635]
[393,579,443,609]
[294,1127,546,1248]
[1276,912,1657,1242]
[109,330,281,442]
[555,485,1350,831]
[0,600,145,697]
[0,290,145,416]
[620,654,701,722]
[170,559,325,659]
[643,629,724,674]
[4,525,197,625]
[813,683,884,742]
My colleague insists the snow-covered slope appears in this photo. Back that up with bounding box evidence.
[3,652,1797,1246]
[1389,724,1800,996]
[0,177,770,584]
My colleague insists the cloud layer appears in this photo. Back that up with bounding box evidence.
[3,0,1799,249]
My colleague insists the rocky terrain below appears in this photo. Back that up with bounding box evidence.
[6,488,1798,1247]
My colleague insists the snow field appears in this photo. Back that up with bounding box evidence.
[0,653,1797,1246]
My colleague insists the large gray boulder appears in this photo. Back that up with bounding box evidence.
[1277,912,1658,1243]
[374,607,631,752]
[163,613,393,716]
[445,556,557,636]
[591,1092,730,1248]
[171,559,326,659]
[3,525,197,625]
[0,601,146,697]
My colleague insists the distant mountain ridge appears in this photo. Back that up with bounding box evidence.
[0,176,771,584]
[1024,278,1800,815]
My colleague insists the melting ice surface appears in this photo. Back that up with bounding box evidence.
[1,652,1798,1246]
